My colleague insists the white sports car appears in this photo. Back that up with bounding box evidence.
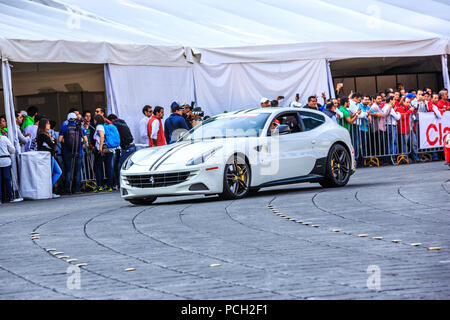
[120,107,355,205]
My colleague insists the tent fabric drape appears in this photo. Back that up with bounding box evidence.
[105,64,195,142]
[326,59,335,100]
[1,59,21,200]
[442,54,449,91]
[104,64,118,116]
[192,59,329,116]
[0,38,189,66]
[0,0,449,66]
[193,38,450,65]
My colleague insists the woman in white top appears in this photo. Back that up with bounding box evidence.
[0,134,15,203]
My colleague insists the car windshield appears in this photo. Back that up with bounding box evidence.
[180,112,270,141]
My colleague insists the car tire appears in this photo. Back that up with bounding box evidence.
[320,144,351,188]
[220,154,251,200]
[126,196,158,205]
[249,187,260,194]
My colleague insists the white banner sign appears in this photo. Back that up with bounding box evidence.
[418,112,450,149]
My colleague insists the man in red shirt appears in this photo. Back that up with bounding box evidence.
[393,91,401,109]
[147,106,166,147]
[437,89,450,113]
[428,93,444,117]
[395,98,414,155]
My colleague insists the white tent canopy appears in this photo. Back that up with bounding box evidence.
[1,0,449,202]
[0,0,449,65]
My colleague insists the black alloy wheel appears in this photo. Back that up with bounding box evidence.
[320,144,351,188]
[220,154,251,200]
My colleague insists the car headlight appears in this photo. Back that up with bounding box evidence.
[122,157,134,170]
[186,146,222,166]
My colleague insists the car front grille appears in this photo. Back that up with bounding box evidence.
[123,171,192,188]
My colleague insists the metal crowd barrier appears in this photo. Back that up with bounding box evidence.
[80,151,97,191]
[342,112,443,167]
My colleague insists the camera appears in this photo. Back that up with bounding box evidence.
[68,118,83,127]
[192,107,204,118]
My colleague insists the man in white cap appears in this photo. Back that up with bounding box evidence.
[260,97,270,108]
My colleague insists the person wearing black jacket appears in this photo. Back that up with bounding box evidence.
[107,114,135,188]
[36,118,62,198]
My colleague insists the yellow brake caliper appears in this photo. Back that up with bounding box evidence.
[237,165,245,181]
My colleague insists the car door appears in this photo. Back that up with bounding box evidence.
[264,111,316,181]
[297,110,329,168]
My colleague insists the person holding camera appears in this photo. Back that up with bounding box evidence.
[182,104,194,130]
[164,102,190,144]
[191,107,204,127]
[58,112,87,194]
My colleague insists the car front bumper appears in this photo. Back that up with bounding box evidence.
[120,164,224,200]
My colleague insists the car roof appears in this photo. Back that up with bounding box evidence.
[219,106,323,116]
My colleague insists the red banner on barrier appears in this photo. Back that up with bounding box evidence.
[418,112,450,149]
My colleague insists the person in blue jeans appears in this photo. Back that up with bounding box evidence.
[358,96,376,164]
[93,115,114,192]
[107,114,136,188]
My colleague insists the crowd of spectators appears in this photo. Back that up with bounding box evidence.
[270,83,449,167]
[0,100,209,203]
[0,83,448,203]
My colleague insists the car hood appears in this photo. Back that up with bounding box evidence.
[130,139,226,168]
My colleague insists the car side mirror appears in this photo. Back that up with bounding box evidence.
[269,124,290,136]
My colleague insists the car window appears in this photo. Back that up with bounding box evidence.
[298,111,325,131]
[268,112,302,135]
[278,112,302,133]
[180,112,270,141]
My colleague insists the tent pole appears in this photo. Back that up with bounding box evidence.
[326,59,335,100]
[1,59,22,202]
[441,54,449,90]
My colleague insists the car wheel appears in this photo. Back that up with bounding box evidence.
[320,144,351,188]
[126,196,157,205]
[220,154,251,200]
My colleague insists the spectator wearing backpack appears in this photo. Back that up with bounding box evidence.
[93,114,120,192]
[58,113,87,194]
[107,114,135,188]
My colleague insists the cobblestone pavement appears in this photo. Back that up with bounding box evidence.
[0,161,449,299]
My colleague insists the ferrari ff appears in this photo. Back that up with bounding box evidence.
[120,107,355,205]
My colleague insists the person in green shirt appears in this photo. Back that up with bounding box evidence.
[338,97,360,132]
[0,115,8,137]
[21,106,39,131]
